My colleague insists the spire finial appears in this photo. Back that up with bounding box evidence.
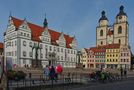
[120,5,124,11]
[101,10,105,16]
[45,13,46,19]
[9,11,12,17]
[116,5,127,17]
[99,10,108,22]
[43,13,48,28]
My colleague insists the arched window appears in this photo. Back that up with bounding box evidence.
[118,26,122,34]
[100,30,103,36]
[118,39,121,44]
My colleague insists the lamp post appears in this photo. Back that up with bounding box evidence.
[31,42,42,68]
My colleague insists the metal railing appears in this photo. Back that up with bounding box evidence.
[7,73,84,90]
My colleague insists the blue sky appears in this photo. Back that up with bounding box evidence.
[0,0,134,52]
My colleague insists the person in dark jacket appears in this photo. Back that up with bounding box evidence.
[49,66,57,82]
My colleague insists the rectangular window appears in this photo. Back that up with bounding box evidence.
[21,32,23,35]
[23,51,26,57]
[127,53,129,56]
[23,59,26,64]
[71,50,73,54]
[54,47,56,51]
[15,41,17,46]
[29,52,32,57]
[61,48,63,52]
[45,48,48,58]
[27,34,29,37]
[41,53,43,58]
[61,56,63,60]
[29,42,32,47]
[116,59,118,62]
[49,46,52,51]
[23,41,26,46]
[68,50,70,53]
[74,51,75,54]
[24,33,26,36]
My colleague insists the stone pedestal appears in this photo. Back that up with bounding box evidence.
[76,63,83,68]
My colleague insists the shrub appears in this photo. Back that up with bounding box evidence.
[7,70,16,80]
[7,70,26,81]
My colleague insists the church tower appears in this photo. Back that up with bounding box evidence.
[113,5,129,46]
[96,11,108,46]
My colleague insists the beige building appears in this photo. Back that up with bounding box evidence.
[80,48,88,68]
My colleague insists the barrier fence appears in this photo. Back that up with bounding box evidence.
[6,71,124,90]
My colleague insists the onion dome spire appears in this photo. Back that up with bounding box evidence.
[99,10,108,22]
[116,5,127,17]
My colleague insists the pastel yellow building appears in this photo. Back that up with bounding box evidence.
[105,44,120,69]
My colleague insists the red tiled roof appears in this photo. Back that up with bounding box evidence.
[11,16,74,48]
[107,30,113,36]
[0,42,3,49]
[84,48,89,53]
[105,44,120,49]
[89,44,120,53]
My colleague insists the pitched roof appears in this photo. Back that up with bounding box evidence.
[84,48,89,53]
[0,42,3,49]
[89,44,120,53]
[11,16,74,48]
[105,44,120,49]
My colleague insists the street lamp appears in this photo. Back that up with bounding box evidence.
[30,42,42,68]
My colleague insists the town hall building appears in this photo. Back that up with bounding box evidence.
[4,16,78,68]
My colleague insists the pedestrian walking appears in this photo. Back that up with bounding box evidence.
[124,68,127,78]
[49,66,56,83]
[44,65,50,81]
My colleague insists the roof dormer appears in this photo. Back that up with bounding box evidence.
[19,18,31,32]
[58,32,66,47]
[70,36,77,49]
[41,28,51,43]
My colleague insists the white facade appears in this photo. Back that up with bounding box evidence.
[4,16,78,68]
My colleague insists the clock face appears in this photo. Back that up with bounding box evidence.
[119,16,122,19]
